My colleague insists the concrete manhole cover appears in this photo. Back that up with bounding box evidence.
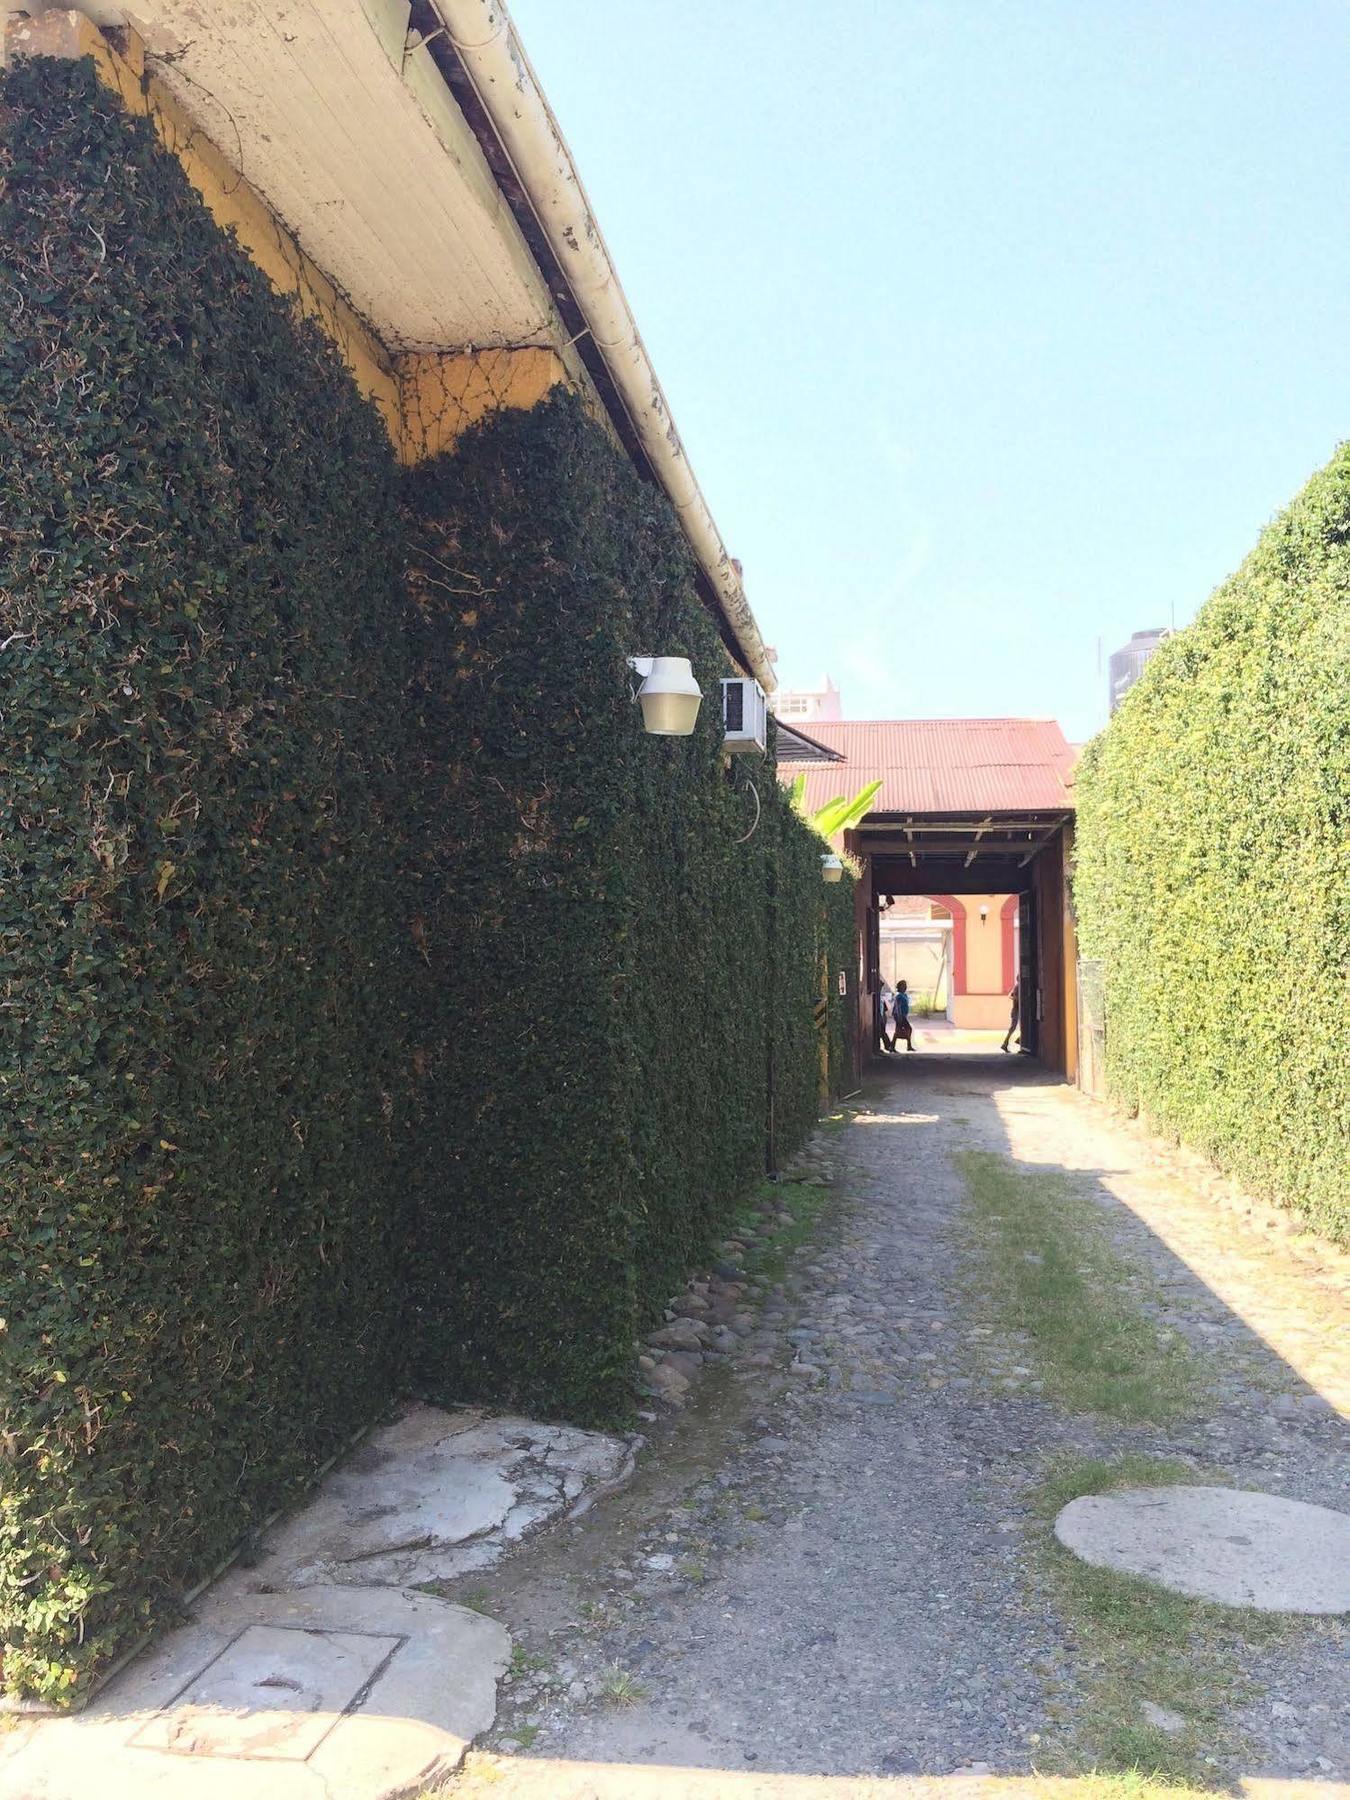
[1054,1485,1350,1613]
[131,1625,402,1760]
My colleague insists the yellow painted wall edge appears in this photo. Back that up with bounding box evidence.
[2,9,567,461]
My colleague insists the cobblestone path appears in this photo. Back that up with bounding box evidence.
[447,1054,1348,1800]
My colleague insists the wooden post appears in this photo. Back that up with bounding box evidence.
[817,942,830,1109]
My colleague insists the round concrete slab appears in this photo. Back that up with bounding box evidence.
[1055,1485,1350,1613]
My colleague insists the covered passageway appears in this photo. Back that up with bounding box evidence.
[778,718,1080,1078]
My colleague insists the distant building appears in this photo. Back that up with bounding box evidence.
[778,717,1080,1068]
[878,896,951,1014]
[771,674,843,723]
[1109,629,1170,712]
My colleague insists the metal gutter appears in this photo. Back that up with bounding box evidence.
[421,0,776,693]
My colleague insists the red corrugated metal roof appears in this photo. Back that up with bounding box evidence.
[779,718,1077,817]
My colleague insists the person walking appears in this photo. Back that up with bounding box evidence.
[1001,980,1020,1053]
[888,980,915,1053]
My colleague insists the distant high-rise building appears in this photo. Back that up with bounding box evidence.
[770,674,843,723]
[1108,629,1170,713]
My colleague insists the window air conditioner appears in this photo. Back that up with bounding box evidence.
[721,677,768,754]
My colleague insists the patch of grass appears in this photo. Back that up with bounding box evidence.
[597,1661,648,1706]
[513,1724,540,1750]
[1024,1775,1223,1800]
[456,1586,493,1615]
[956,1150,1208,1421]
[506,1646,552,1681]
[726,1178,835,1287]
[1030,1454,1199,1521]
[1029,1455,1299,1787]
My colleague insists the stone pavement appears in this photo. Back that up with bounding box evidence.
[1,1584,504,1800]
[442,1054,1348,1796]
[0,1406,633,1800]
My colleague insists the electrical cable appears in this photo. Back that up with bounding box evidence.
[733,768,761,843]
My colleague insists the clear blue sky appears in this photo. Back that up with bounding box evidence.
[511,0,1349,743]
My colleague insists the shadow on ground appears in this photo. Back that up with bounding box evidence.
[444,1048,1347,1797]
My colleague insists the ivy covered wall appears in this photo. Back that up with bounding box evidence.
[1074,444,1349,1243]
[0,54,419,1703]
[0,59,850,1701]
[403,398,851,1422]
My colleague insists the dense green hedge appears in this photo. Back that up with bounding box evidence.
[1074,445,1349,1242]
[404,399,852,1420]
[0,56,418,1702]
[0,59,851,1701]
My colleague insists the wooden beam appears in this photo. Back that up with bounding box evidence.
[964,818,992,867]
[861,836,1043,857]
[858,813,1070,836]
[868,860,1035,897]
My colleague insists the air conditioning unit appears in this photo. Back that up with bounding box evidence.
[721,677,768,754]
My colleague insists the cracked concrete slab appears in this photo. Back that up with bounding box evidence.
[1054,1486,1350,1613]
[264,1404,636,1587]
[1,1584,507,1800]
[0,1404,634,1800]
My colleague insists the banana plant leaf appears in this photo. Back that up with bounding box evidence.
[790,778,883,842]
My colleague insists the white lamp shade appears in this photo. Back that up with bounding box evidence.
[821,853,844,883]
[636,656,702,736]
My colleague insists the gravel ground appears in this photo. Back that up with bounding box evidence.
[445,1053,1348,1796]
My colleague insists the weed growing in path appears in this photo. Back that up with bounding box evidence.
[507,1646,552,1681]
[1029,1454,1300,1788]
[956,1150,1208,1420]
[597,1662,647,1706]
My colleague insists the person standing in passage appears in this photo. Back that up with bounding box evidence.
[888,979,915,1053]
[1001,980,1020,1053]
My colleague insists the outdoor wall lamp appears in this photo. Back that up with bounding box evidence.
[627,656,702,736]
[979,903,990,923]
[821,854,844,883]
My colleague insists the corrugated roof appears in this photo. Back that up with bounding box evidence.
[779,718,1077,817]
